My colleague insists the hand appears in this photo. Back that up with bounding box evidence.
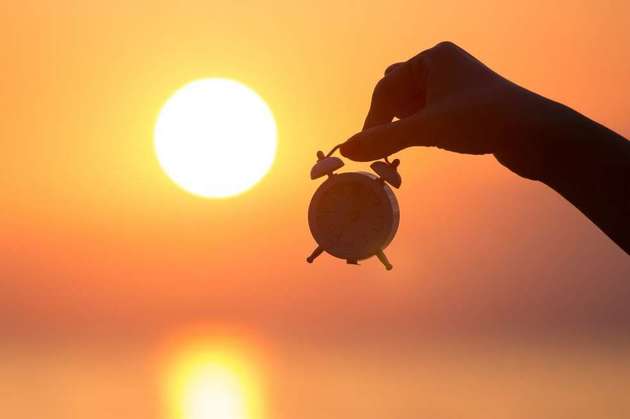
[340,41,548,169]
[340,41,630,255]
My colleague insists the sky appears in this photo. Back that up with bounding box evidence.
[1,1,629,418]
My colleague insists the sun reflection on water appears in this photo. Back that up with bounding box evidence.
[163,338,264,419]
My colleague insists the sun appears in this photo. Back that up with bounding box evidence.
[155,78,277,198]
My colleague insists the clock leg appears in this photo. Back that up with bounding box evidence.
[306,246,324,263]
[376,250,393,270]
[346,258,359,265]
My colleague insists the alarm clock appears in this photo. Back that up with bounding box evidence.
[306,147,402,270]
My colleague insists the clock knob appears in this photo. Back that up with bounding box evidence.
[370,159,402,188]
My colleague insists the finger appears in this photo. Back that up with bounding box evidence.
[362,58,427,130]
[362,78,398,130]
[383,62,422,119]
[342,114,435,161]
[384,62,403,75]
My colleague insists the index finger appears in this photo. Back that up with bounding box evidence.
[362,54,428,130]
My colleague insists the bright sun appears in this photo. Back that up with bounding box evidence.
[155,78,277,198]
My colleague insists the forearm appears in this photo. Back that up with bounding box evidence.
[496,97,630,254]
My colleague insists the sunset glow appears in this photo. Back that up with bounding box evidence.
[2,2,630,419]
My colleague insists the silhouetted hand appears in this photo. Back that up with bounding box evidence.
[341,41,630,254]
[341,41,549,163]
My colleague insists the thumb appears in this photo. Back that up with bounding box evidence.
[340,114,435,161]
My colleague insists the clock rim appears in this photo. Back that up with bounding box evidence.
[308,171,399,260]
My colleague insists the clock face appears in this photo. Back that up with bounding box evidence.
[308,172,399,260]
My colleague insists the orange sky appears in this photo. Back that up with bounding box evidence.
[1,0,629,343]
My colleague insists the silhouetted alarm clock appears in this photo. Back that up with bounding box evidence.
[306,146,402,270]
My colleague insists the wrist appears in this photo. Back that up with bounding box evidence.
[493,92,566,181]
[495,94,630,186]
